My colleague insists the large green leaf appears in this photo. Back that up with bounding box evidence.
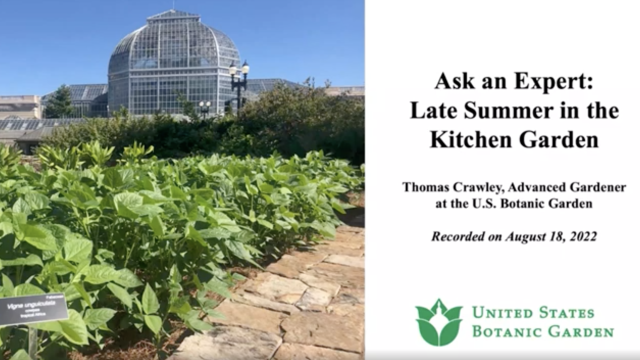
[114,192,143,208]
[83,265,120,284]
[73,282,92,308]
[59,309,89,345]
[9,350,31,360]
[0,221,13,236]
[114,193,144,218]
[63,283,82,302]
[114,269,143,288]
[138,190,170,203]
[169,296,192,315]
[169,186,187,200]
[142,284,160,315]
[327,185,348,193]
[129,204,164,218]
[331,201,347,214]
[224,240,253,262]
[103,168,124,189]
[184,202,200,221]
[309,220,336,239]
[204,278,232,298]
[144,315,162,335]
[190,188,214,200]
[48,260,76,275]
[208,212,235,226]
[199,228,232,240]
[115,204,139,219]
[258,183,274,194]
[14,284,45,296]
[12,198,31,216]
[64,236,93,263]
[83,308,117,330]
[147,215,165,237]
[1,254,43,267]
[2,274,14,297]
[24,192,51,211]
[18,224,58,251]
[33,319,63,332]
[107,283,132,308]
[185,226,207,247]
[257,219,274,230]
[186,317,214,332]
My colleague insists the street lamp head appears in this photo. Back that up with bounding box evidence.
[206,101,211,107]
[241,61,250,75]
[199,101,205,107]
[229,61,237,76]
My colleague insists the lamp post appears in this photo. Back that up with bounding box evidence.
[229,61,249,112]
[199,101,211,120]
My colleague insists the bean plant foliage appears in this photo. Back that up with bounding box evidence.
[0,142,363,359]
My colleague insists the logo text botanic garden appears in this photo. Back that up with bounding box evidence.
[471,306,614,339]
[416,302,615,347]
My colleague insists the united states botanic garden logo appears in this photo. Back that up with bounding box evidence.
[416,301,615,346]
[416,299,463,346]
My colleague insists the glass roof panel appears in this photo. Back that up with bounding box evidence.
[147,9,199,21]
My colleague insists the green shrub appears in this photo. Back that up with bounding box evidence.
[42,79,365,165]
[227,80,364,164]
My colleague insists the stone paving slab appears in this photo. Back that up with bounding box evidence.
[336,225,364,234]
[314,242,365,257]
[243,272,309,304]
[169,223,365,360]
[296,287,333,312]
[208,300,287,334]
[232,290,301,314]
[170,326,282,360]
[304,262,364,289]
[334,232,362,243]
[281,312,364,353]
[298,273,341,296]
[333,287,365,304]
[265,251,327,279]
[325,254,365,268]
[273,343,362,360]
[328,303,365,318]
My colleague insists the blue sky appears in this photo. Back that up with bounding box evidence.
[0,0,363,95]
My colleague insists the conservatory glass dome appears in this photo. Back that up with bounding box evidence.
[107,9,241,115]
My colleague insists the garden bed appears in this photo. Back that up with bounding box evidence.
[0,142,363,359]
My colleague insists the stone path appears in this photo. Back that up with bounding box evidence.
[169,223,365,360]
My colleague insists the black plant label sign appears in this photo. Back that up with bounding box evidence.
[0,293,69,327]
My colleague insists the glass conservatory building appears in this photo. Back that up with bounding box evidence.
[108,9,241,115]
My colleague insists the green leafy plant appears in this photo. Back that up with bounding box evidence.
[0,141,363,359]
[36,145,84,171]
[0,144,22,177]
[79,140,114,167]
[119,141,154,165]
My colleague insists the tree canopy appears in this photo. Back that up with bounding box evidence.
[44,85,74,119]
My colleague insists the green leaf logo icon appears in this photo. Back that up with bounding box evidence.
[416,299,463,347]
